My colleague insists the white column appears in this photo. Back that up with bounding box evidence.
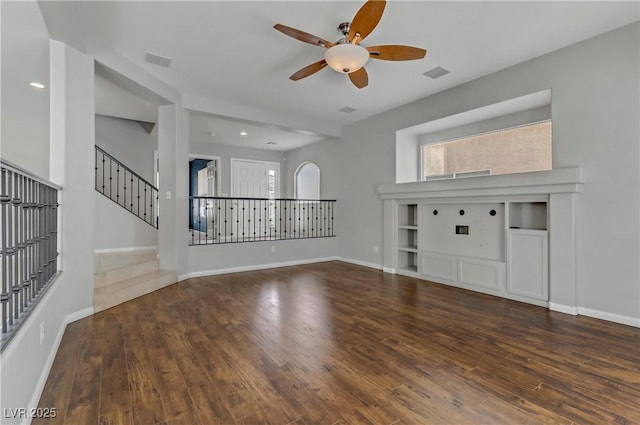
[49,40,95,310]
[548,193,578,314]
[382,199,396,273]
[157,105,188,275]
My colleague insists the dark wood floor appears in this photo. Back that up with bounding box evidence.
[36,261,639,425]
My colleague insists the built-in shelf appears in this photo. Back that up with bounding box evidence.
[399,265,418,273]
[397,204,418,273]
[398,246,418,253]
[508,202,547,230]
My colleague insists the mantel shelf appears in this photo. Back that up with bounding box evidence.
[378,167,584,200]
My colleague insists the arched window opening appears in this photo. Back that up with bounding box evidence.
[295,162,320,199]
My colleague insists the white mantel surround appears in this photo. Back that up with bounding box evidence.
[378,167,584,315]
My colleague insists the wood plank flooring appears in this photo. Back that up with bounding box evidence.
[35,261,640,424]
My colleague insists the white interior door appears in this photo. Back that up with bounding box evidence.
[230,159,280,240]
[232,160,269,198]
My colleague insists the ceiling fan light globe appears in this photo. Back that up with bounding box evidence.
[324,44,369,74]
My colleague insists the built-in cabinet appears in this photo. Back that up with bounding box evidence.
[395,199,549,307]
[381,168,583,313]
[506,201,548,301]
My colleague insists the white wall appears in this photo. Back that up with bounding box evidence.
[339,23,640,321]
[0,0,50,178]
[94,193,158,250]
[186,238,338,278]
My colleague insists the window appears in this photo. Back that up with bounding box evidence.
[422,121,551,180]
[422,121,552,180]
[294,162,320,199]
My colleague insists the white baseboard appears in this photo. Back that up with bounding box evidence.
[382,267,395,274]
[336,257,383,270]
[577,307,640,328]
[178,256,340,281]
[548,302,578,315]
[25,306,94,425]
[94,245,158,255]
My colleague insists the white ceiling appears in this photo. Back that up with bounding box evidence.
[42,1,639,151]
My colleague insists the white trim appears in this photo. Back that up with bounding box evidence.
[383,267,396,274]
[578,307,640,328]
[178,256,340,281]
[336,257,383,271]
[94,245,158,254]
[25,306,94,425]
[548,302,578,315]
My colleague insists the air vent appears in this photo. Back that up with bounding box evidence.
[423,66,450,79]
[339,106,357,113]
[145,52,172,67]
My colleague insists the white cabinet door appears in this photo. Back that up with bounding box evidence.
[507,229,548,300]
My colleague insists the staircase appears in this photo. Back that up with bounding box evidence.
[93,249,176,312]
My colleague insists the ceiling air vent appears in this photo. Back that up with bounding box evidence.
[423,66,450,79]
[145,52,172,67]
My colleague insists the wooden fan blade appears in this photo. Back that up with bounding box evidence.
[274,24,334,48]
[349,0,386,44]
[290,60,328,81]
[348,67,368,89]
[367,45,427,61]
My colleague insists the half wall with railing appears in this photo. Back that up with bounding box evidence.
[189,196,336,245]
[0,159,60,349]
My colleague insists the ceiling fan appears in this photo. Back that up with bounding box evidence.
[274,0,426,89]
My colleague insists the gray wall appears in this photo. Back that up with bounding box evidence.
[0,0,50,178]
[95,114,157,183]
[338,22,639,319]
[284,138,341,199]
[190,141,286,196]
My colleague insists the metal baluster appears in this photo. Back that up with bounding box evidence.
[122,169,127,213]
[101,152,106,195]
[109,158,112,199]
[130,175,134,213]
[1,168,9,333]
[15,174,23,314]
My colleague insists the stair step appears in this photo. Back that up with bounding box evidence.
[94,270,176,313]
[94,259,159,288]
[94,249,158,273]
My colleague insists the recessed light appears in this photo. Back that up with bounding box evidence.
[29,82,45,89]
[240,132,248,136]
[339,106,357,113]
[267,141,277,145]
[208,132,216,137]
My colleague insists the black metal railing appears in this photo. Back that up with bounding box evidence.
[95,146,158,228]
[1,159,60,349]
[189,197,336,245]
